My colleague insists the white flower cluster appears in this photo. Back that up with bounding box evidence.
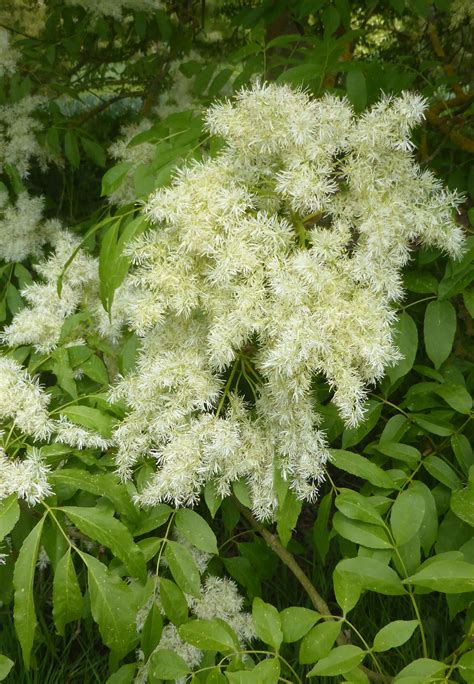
[0,29,19,77]
[0,358,52,440]
[0,356,110,455]
[0,96,46,177]
[157,52,204,119]
[0,447,52,505]
[3,229,132,351]
[111,83,463,518]
[0,192,60,263]
[65,0,163,19]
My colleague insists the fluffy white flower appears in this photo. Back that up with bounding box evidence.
[0,29,20,77]
[0,447,52,505]
[0,192,59,263]
[0,95,46,177]
[110,83,463,518]
[0,358,51,440]
[3,229,130,352]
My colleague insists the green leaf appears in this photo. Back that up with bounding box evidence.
[333,565,362,614]
[52,548,83,635]
[343,666,370,684]
[134,504,172,535]
[393,658,446,682]
[464,288,474,317]
[101,163,131,196]
[346,69,367,112]
[276,487,302,547]
[141,602,163,659]
[164,540,201,597]
[451,478,474,527]
[205,667,227,683]
[342,400,382,448]
[175,508,218,555]
[308,645,365,677]
[179,618,239,653]
[388,312,418,383]
[406,559,474,593]
[51,347,76,398]
[252,658,280,682]
[0,656,14,681]
[252,597,283,650]
[46,126,61,156]
[313,491,332,563]
[81,355,109,385]
[81,137,106,167]
[333,512,392,548]
[410,481,438,554]
[458,651,474,683]
[434,383,472,414]
[280,607,321,643]
[376,442,421,468]
[223,555,261,599]
[105,663,137,684]
[372,620,418,652]
[330,450,395,489]
[299,621,342,664]
[0,493,20,541]
[451,434,474,473]
[424,300,456,369]
[336,557,406,595]
[390,490,425,546]
[335,491,384,526]
[204,481,222,518]
[80,553,140,658]
[423,455,461,490]
[62,506,146,580]
[148,649,190,680]
[99,215,146,314]
[59,405,113,438]
[50,469,135,520]
[64,130,80,167]
[412,414,454,437]
[13,516,46,668]
[160,577,188,626]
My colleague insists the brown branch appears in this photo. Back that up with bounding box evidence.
[429,92,474,117]
[233,498,392,683]
[425,109,474,154]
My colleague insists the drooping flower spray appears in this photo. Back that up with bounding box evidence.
[111,83,463,519]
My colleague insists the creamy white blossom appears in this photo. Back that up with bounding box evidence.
[0,29,20,77]
[0,95,46,177]
[3,229,131,352]
[0,192,60,262]
[107,83,463,517]
[0,447,52,505]
[0,358,52,440]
